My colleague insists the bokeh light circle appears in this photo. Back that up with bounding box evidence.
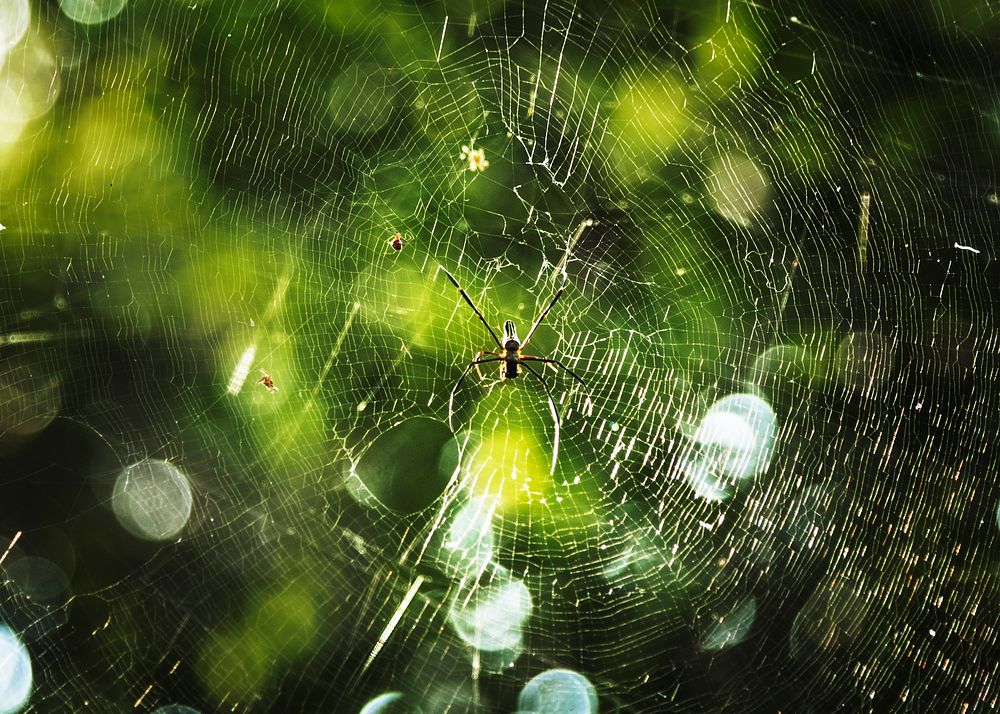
[112,459,193,541]
[0,0,29,57]
[0,626,32,714]
[516,669,599,714]
[448,567,532,653]
[58,0,127,25]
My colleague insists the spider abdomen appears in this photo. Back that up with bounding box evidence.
[502,359,520,379]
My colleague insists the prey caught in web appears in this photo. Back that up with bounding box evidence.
[442,266,586,474]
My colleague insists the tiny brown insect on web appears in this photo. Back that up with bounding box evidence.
[257,370,277,392]
[388,233,404,251]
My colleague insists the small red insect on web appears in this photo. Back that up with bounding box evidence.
[388,233,404,251]
[256,370,277,393]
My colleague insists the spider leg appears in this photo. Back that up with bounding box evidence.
[519,361,561,475]
[442,268,503,349]
[473,350,501,380]
[521,272,567,349]
[449,356,503,431]
[520,356,585,386]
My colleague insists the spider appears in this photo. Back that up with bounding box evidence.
[256,370,277,393]
[443,268,585,473]
[388,232,404,251]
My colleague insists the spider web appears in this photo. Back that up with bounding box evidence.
[0,0,998,712]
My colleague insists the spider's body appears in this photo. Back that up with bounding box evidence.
[442,268,585,473]
[501,320,521,379]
